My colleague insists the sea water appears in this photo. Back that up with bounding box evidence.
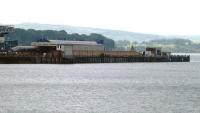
[0,54,200,113]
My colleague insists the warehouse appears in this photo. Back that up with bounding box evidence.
[31,40,104,58]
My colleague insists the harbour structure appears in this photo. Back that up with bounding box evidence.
[0,25,18,51]
[31,40,105,58]
[144,47,171,57]
[8,39,189,64]
[0,25,190,64]
[0,25,14,37]
[144,47,162,56]
[30,40,142,58]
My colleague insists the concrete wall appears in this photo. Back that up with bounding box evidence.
[73,50,142,57]
[73,50,104,57]
[64,45,73,57]
[58,44,104,58]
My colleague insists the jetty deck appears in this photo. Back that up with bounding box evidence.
[0,52,190,64]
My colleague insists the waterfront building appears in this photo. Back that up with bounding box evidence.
[145,47,162,56]
[31,40,104,58]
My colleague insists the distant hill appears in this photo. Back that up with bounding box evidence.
[15,23,200,42]
[115,38,200,53]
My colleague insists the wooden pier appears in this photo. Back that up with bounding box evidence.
[0,55,190,64]
[0,50,190,64]
[66,55,190,64]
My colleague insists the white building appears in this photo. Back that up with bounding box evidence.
[31,40,104,58]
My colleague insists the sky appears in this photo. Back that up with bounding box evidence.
[0,0,200,35]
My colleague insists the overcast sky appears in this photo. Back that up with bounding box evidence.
[0,0,200,35]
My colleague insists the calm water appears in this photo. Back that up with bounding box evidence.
[0,54,200,113]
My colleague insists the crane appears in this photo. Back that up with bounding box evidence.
[0,25,14,37]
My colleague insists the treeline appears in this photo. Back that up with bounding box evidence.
[5,28,200,52]
[115,39,200,53]
[5,28,115,50]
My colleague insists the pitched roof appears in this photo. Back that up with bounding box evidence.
[49,40,100,45]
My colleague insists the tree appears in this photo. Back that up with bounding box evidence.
[6,28,115,50]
